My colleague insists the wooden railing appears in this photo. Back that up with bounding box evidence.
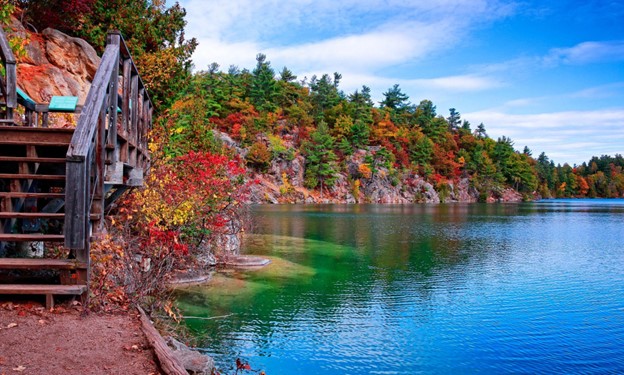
[0,28,17,121]
[65,31,153,261]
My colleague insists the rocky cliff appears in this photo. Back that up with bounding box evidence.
[214,131,525,204]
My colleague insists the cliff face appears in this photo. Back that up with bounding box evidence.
[212,132,524,205]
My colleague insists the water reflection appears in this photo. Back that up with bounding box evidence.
[177,201,624,374]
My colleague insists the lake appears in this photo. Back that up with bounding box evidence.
[176,200,624,374]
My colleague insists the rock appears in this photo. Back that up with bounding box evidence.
[166,337,215,375]
[42,28,99,80]
[11,23,100,104]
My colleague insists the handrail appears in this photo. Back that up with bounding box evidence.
[0,28,17,120]
[65,31,154,261]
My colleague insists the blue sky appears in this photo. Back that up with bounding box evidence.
[176,0,624,165]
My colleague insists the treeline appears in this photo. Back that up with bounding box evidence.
[536,154,624,198]
[156,54,623,200]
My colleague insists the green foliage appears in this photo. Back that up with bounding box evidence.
[249,53,278,112]
[304,122,338,196]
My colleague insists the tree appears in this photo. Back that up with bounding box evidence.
[309,73,343,120]
[475,123,487,138]
[304,122,338,198]
[447,108,461,131]
[380,84,410,112]
[279,67,297,82]
[249,53,278,111]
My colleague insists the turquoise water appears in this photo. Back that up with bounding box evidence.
[176,200,624,374]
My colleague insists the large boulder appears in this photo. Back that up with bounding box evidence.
[13,21,100,104]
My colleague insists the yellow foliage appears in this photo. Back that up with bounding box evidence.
[359,164,372,179]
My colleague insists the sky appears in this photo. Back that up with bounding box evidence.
[175,0,624,166]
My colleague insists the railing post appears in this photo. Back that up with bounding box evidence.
[0,29,17,121]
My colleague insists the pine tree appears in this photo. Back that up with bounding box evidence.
[249,53,278,111]
[304,122,338,198]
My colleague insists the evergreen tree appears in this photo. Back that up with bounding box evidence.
[380,84,410,112]
[447,108,461,131]
[304,122,338,198]
[249,53,278,111]
[475,123,487,138]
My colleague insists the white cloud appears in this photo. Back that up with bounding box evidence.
[464,109,624,164]
[179,0,513,81]
[544,40,624,66]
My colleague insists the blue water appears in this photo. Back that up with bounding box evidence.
[177,199,624,374]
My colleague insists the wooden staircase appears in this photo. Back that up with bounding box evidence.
[0,126,88,307]
[0,29,153,308]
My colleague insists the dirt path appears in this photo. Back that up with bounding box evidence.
[0,300,160,375]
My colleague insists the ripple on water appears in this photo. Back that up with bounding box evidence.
[177,202,624,374]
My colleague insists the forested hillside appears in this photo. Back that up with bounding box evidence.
[155,53,624,201]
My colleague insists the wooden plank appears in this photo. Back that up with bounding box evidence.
[0,284,86,295]
[0,174,65,180]
[0,212,64,219]
[137,306,189,375]
[66,43,119,161]
[64,160,88,249]
[0,234,64,241]
[0,258,87,270]
[0,140,69,147]
[122,58,132,134]
[0,29,17,64]
[0,156,66,163]
[0,192,64,198]
[0,126,74,144]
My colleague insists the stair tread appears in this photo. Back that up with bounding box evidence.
[0,284,87,295]
[0,156,66,163]
[0,213,99,220]
[0,173,65,180]
[0,140,70,146]
[0,192,65,198]
[0,213,64,219]
[0,234,64,241]
[0,258,87,269]
[0,125,75,133]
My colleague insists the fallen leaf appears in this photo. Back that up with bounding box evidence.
[12,365,26,372]
[0,356,6,365]
[6,323,17,329]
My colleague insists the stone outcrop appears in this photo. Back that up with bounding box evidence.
[10,17,100,104]
[238,137,526,204]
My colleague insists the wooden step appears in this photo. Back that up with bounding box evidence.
[0,258,87,270]
[0,212,99,220]
[0,284,86,295]
[0,192,65,199]
[0,140,70,147]
[0,156,66,163]
[0,212,64,219]
[0,173,65,180]
[0,234,64,242]
[0,284,86,308]
[0,125,73,146]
